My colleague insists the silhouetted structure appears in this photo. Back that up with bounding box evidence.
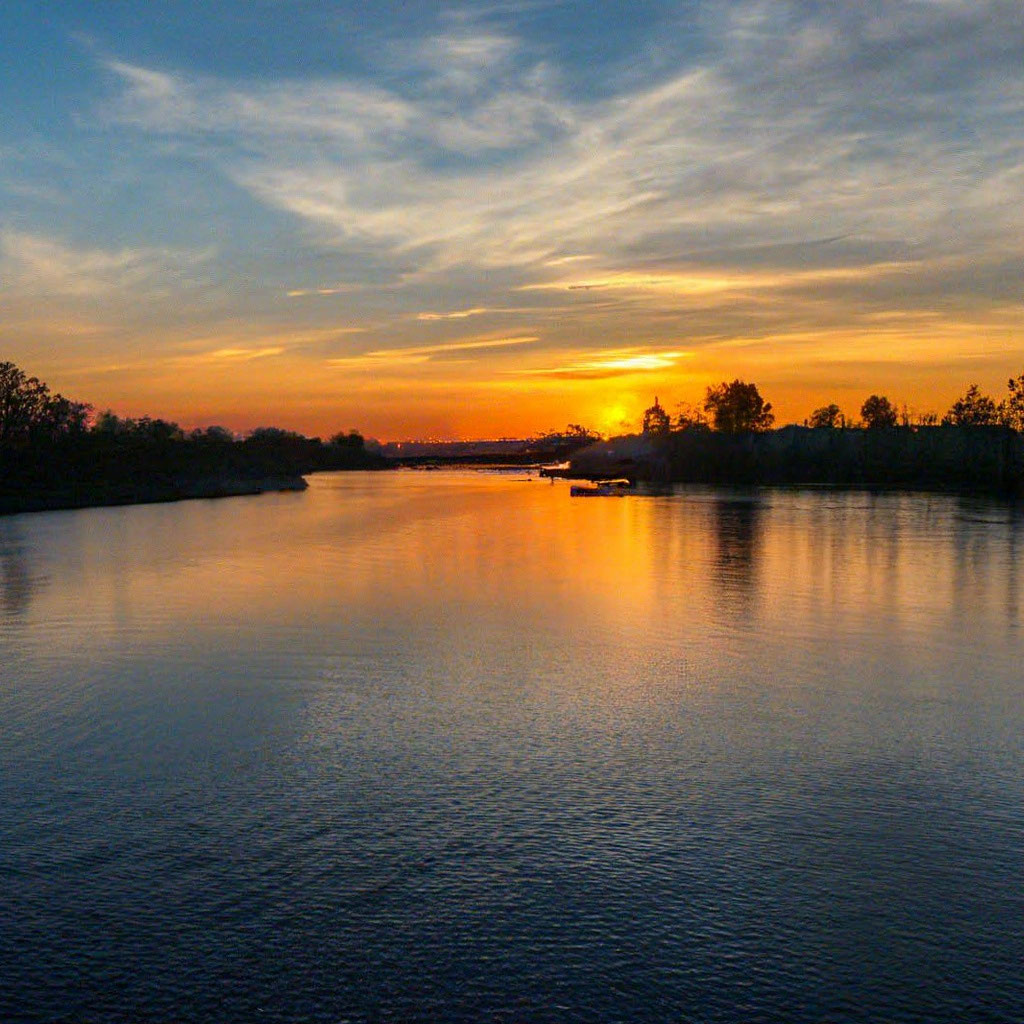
[642,397,670,435]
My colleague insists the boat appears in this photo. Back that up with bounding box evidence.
[569,479,633,497]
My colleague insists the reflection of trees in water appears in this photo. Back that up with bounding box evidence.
[1009,506,1022,629]
[0,524,38,616]
[711,496,764,602]
[950,497,1022,634]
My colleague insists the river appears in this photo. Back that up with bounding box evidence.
[1,470,1021,1022]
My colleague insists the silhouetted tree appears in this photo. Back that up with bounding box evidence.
[943,384,999,427]
[135,417,184,442]
[860,394,898,429]
[34,394,91,441]
[642,397,671,435]
[93,411,183,441]
[999,375,1024,431]
[807,404,845,429]
[534,424,599,444]
[704,380,774,433]
[0,362,47,444]
[93,410,127,435]
[190,425,235,444]
[528,424,601,458]
[675,402,710,431]
[242,426,319,473]
[0,361,90,446]
[329,429,366,448]
[247,427,306,443]
[563,423,599,440]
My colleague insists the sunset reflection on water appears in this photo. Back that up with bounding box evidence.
[1,471,1022,1023]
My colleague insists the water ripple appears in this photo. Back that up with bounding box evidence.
[1,474,1022,1023]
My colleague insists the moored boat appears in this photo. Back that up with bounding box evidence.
[569,480,632,497]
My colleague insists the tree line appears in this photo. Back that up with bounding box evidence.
[641,376,1024,435]
[0,360,385,514]
[0,360,375,462]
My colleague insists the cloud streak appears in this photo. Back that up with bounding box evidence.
[327,334,539,370]
[416,307,494,321]
[179,346,286,364]
[522,263,917,297]
[512,346,692,380]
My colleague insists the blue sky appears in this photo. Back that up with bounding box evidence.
[2,1,1023,437]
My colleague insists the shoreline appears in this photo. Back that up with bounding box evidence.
[568,425,1024,496]
[5,459,1024,517]
[0,474,308,517]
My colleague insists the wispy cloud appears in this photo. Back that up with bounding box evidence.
[286,286,365,298]
[0,229,208,298]
[416,307,493,321]
[543,254,596,267]
[98,0,1023,317]
[512,347,691,380]
[522,262,916,296]
[178,346,286,364]
[328,334,538,370]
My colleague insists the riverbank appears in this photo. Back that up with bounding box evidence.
[0,473,308,516]
[0,430,386,516]
[569,425,1024,495]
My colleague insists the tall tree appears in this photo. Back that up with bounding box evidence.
[860,395,898,429]
[704,380,774,433]
[807,404,845,429]
[0,362,47,445]
[1000,375,1024,431]
[943,384,999,427]
[0,361,90,445]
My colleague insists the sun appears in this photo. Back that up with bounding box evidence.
[596,402,634,438]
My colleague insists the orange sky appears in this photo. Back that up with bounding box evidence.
[11,301,1022,440]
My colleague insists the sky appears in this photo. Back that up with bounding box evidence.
[1,0,1022,439]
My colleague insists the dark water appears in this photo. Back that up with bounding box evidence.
[1,471,1022,1023]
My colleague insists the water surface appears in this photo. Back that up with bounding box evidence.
[2,471,1022,1022]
